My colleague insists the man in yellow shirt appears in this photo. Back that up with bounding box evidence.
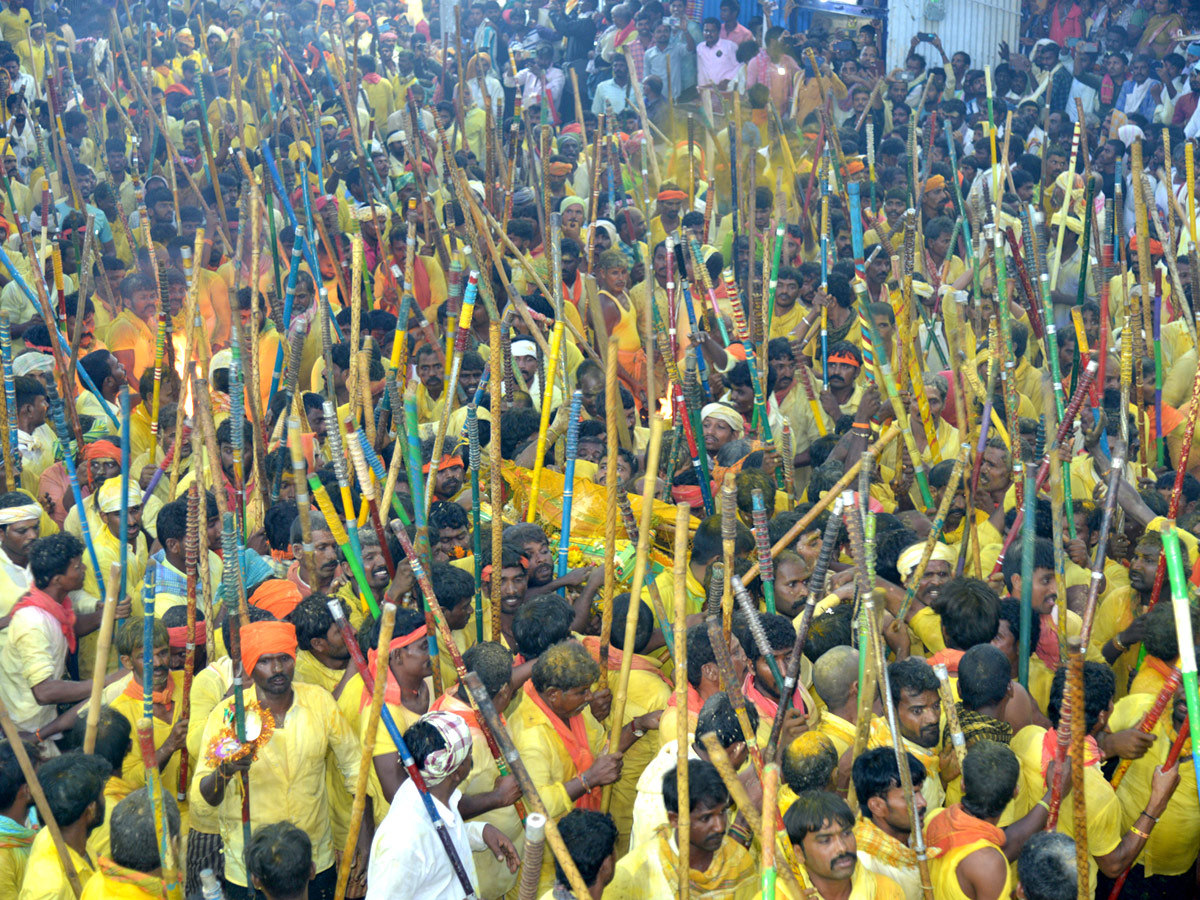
[510,640,642,894]
[546,809,619,900]
[0,740,37,898]
[109,617,189,830]
[18,752,109,900]
[851,748,927,900]
[193,619,365,898]
[80,788,182,900]
[812,645,862,761]
[609,759,757,900]
[1108,680,1200,893]
[780,791,904,900]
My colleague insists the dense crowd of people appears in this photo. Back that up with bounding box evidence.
[0,0,1198,899]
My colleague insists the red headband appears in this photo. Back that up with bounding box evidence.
[167,622,207,649]
[390,626,428,651]
[423,456,464,474]
[827,352,861,367]
[657,189,687,202]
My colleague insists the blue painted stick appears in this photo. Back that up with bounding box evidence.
[556,391,584,595]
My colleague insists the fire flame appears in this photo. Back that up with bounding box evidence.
[172,331,194,416]
[658,395,673,421]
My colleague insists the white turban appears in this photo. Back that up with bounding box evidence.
[417,711,473,785]
[0,502,42,525]
[896,541,957,583]
[12,352,53,377]
[701,402,744,437]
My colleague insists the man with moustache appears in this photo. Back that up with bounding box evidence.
[1003,537,1082,683]
[610,760,755,900]
[110,617,190,826]
[485,545,530,648]
[195,618,365,900]
[783,791,904,899]
[289,595,353,696]
[867,659,948,808]
[288,511,346,600]
[504,522,594,597]
[358,530,394,612]
[423,438,467,504]
[818,341,865,427]
[852,749,928,900]
[735,612,810,748]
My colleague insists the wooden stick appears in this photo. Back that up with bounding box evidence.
[0,695,82,897]
[1067,636,1089,898]
[516,813,547,900]
[933,662,966,770]
[674,501,691,900]
[603,417,664,812]
[335,602,396,900]
[83,562,121,754]
[463,673,592,900]
[599,337,620,669]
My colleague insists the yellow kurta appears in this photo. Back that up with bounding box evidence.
[109,671,189,830]
[1086,586,1143,702]
[362,688,424,825]
[292,651,355,848]
[1010,725,1122,892]
[926,833,1013,900]
[1109,693,1199,876]
[610,830,758,900]
[84,774,136,863]
[105,309,155,377]
[17,829,95,900]
[185,659,233,837]
[509,691,606,895]
[192,682,361,887]
[759,861,904,900]
[0,824,33,899]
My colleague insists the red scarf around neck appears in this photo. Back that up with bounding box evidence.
[522,681,600,810]
[925,805,1006,855]
[12,588,76,652]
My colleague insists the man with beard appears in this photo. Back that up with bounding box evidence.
[196,618,365,900]
[975,436,1015,518]
[864,188,908,252]
[918,174,951,222]
[767,266,808,341]
[1002,537,1082,681]
[883,539,956,654]
[511,640,633,894]
[110,617,189,824]
[414,343,446,424]
[819,340,864,427]
[611,760,755,900]
[503,522,588,596]
[656,624,751,745]
[422,440,467,504]
[852,748,928,900]
[784,791,904,899]
[430,502,471,562]
[1011,664,1180,893]
[1091,528,1194,702]
[867,658,947,808]
[19,752,111,899]
[289,596,353,696]
[767,338,823,500]
[485,545,530,646]
[150,495,222,614]
[1107,650,1200,897]
[287,511,346,601]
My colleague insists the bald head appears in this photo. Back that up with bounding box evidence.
[813,645,859,711]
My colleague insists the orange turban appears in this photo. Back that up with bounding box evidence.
[241,621,297,674]
[83,440,121,461]
[546,161,572,176]
[249,579,304,619]
[1129,234,1164,256]
[924,175,946,192]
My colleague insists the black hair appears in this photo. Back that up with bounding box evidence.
[1156,470,1200,504]
[111,788,182,872]
[359,607,426,659]
[514,596,575,659]
[734,612,795,662]
[460,642,514,700]
[852,748,928,821]
[554,810,618,888]
[783,791,855,844]
[0,739,38,810]
[247,821,314,897]
[224,605,279,658]
[686,624,716,687]
[1002,536,1056,591]
[1017,832,1077,900]
[888,657,940,706]
[13,375,45,411]
[781,735,838,794]
[154,496,190,546]
[36,752,111,827]
[531,641,602,693]
[663,759,729,814]
[1144,599,1200,662]
[804,606,854,663]
[958,644,1012,709]
[696,691,758,747]
[1047,662,1116,734]
[431,562,475,611]
[30,533,84,589]
[938,578,1000,648]
[692,513,754,565]
[610,594,653,654]
[997,597,1041,654]
[961,740,1020,820]
[287,596,337,651]
[429,501,470,536]
[67,706,131,773]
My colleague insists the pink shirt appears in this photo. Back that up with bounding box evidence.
[697,38,740,89]
[721,21,754,45]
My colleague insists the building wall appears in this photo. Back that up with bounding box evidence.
[884,0,1021,72]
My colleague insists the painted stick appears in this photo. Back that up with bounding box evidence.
[309,476,378,617]
[1110,666,1182,790]
[135,719,183,899]
[896,444,969,621]
[334,602,396,900]
[673,501,691,900]
[556,391,584,590]
[933,662,967,770]
[83,563,121,754]
[1068,636,1090,895]
[287,417,319,590]
[42,380,102,588]
[1080,447,1125,646]
[118,389,131,618]
[599,338,620,669]
[1020,468,1036,689]
[761,763,778,900]
[751,489,775,614]
[466,407,485,643]
[1162,528,1200,810]
[0,315,16,488]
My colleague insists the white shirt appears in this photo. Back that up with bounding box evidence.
[592,77,633,115]
[630,738,701,850]
[365,779,489,900]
